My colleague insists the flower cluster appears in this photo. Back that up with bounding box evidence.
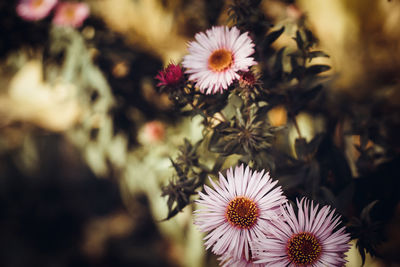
[154,3,377,266]
[16,0,89,28]
[158,25,351,266]
[195,165,351,266]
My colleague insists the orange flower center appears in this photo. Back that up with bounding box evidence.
[32,0,44,8]
[64,6,76,20]
[287,232,322,265]
[226,197,258,229]
[208,49,233,72]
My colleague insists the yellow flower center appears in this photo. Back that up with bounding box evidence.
[208,49,233,72]
[32,0,44,8]
[287,232,322,265]
[226,197,258,229]
[64,6,76,20]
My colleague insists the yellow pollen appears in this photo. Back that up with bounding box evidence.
[208,49,233,72]
[32,0,44,8]
[226,197,258,229]
[64,7,75,20]
[287,232,322,265]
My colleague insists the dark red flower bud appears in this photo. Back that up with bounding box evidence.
[155,63,184,88]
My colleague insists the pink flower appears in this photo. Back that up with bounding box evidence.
[142,121,165,143]
[155,63,184,88]
[53,2,89,28]
[16,0,58,21]
[253,198,351,267]
[182,26,257,94]
[194,164,286,261]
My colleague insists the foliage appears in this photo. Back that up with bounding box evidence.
[1,0,400,266]
[158,1,400,265]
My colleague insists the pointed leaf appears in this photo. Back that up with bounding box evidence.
[308,51,330,61]
[294,30,304,49]
[265,26,285,46]
[305,64,331,76]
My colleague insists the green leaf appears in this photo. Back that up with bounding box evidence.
[295,138,308,161]
[305,64,331,76]
[294,30,304,49]
[273,47,285,76]
[308,51,330,61]
[264,26,285,46]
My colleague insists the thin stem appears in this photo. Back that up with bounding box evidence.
[292,116,303,139]
[218,111,228,122]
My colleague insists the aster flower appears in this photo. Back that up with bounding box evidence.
[155,63,184,89]
[253,198,351,267]
[194,164,286,261]
[16,0,58,21]
[182,26,256,94]
[53,2,89,28]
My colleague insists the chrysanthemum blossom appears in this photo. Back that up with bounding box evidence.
[253,198,351,267]
[182,26,256,94]
[53,2,90,28]
[155,63,184,88]
[16,0,58,21]
[194,164,286,261]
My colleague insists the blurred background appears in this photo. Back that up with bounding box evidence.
[0,0,400,266]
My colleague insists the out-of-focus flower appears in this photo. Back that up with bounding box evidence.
[138,121,165,144]
[53,2,90,28]
[267,105,287,127]
[194,164,286,261]
[254,198,351,267]
[286,4,303,20]
[183,26,256,94]
[155,63,184,89]
[16,0,58,21]
[0,60,80,131]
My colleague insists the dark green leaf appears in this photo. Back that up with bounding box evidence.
[295,138,308,161]
[290,55,300,70]
[273,47,285,76]
[304,29,318,48]
[305,64,331,76]
[308,51,330,60]
[360,200,379,223]
[212,156,226,173]
[294,30,304,49]
[264,26,285,46]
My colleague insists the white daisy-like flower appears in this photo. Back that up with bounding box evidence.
[182,26,257,94]
[194,164,286,261]
[253,198,351,266]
